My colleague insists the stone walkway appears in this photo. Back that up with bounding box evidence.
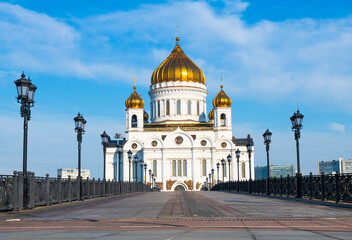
[0,192,351,239]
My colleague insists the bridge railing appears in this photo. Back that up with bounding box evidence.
[0,171,151,211]
[211,172,352,203]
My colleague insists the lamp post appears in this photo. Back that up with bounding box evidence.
[134,155,139,182]
[144,163,147,184]
[127,150,132,182]
[149,169,152,184]
[263,129,272,195]
[246,140,253,193]
[14,73,37,177]
[74,113,87,201]
[221,159,225,191]
[290,110,304,198]
[227,154,232,191]
[139,159,144,183]
[14,72,37,207]
[236,149,240,192]
[208,173,212,188]
[216,162,220,184]
[100,131,109,180]
[211,168,214,187]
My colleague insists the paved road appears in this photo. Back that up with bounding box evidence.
[0,192,352,239]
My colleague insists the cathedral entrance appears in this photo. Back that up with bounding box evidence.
[174,185,186,191]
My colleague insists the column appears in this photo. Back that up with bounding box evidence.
[192,148,196,190]
[162,149,166,191]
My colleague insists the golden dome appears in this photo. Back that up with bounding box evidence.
[208,108,214,120]
[151,36,205,85]
[125,86,145,109]
[212,84,232,108]
[144,110,149,121]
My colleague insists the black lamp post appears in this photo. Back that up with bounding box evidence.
[263,129,272,195]
[221,159,225,191]
[74,113,87,201]
[211,168,214,187]
[149,169,152,184]
[290,110,304,198]
[227,154,232,191]
[144,163,147,184]
[246,140,253,193]
[127,150,132,182]
[236,149,240,192]
[100,131,110,180]
[134,155,139,182]
[208,173,212,188]
[216,162,220,184]
[139,159,144,183]
[14,73,37,180]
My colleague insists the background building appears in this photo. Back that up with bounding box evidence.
[255,164,295,179]
[57,168,90,179]
[318,158,352,175]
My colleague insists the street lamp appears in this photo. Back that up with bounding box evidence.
[14,73,37,180]
[100,131,110,180]
[216,162,220,184]
[211,168,214,187]
[134,155,139,182]
[149,169,152,184]
[139,159,144,183]
[144,163,147,184]
[221,159,225,190]
[208,173,212,188]
[127,150,132,182]
[290,110,304,198]
[246,140,253,193]
[236,149,241,192]
[74,113,87,201]
[263,129,272,195]
[227,154,232,191]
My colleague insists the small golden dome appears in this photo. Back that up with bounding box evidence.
[125,86,145,109]
[208,108,214,120]
[144,110,149,121]
[151,36,205,85]
[212,84,232,108]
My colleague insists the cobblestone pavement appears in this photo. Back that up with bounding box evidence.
[0,191,352,239]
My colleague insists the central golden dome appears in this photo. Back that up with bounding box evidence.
[151,37,205,85]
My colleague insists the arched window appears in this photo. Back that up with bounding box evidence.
[153,160,157,177]
[166,100,170,116]
[172,160,176,177]
[188,100,192,115]
[202,159,206,176]
[242,162,246,178]
[178,160,182,176]
[177,100,181,115]
[131,115,137,128]
[157,101,160,117]
[220,113,226,126]
[183,160,187,176]
[197,101,200,115]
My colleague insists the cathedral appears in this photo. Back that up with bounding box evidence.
[104,35,254,191]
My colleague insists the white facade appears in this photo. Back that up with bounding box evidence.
[104,39,255,191]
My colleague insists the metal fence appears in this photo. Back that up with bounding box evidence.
[1,171,151,211]
[211,172,352,203]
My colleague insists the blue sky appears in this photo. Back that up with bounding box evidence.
[1,0,352,178]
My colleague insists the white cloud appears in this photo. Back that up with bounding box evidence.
[330,122,346,133]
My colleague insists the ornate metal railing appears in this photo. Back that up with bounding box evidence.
[211,172,352,203]
[1,171,151,211]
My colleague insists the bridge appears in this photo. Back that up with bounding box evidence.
[1,173,352,239]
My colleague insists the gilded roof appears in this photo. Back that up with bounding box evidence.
[212,85,232,108]
[151,37,205,85]
[208,108,214,120]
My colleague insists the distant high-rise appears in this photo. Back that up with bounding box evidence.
[255,164,295,179]
[57,168,90,179]
[318,158,352,175]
